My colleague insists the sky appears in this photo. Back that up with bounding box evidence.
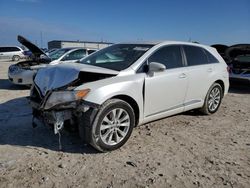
[0,0,249,48]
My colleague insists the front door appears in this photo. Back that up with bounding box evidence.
[144,45,188,117]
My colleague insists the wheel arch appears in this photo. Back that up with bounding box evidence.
[110,94,140,127]
[214,79,225,95]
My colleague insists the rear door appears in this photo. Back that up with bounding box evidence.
[144,45,188,117]
[183,45,219,107]
[0,47,11,59]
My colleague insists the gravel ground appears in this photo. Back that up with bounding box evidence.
[0,60,250,188]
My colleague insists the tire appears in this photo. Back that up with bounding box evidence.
[79,99,135,152]
[200,83,223,115]
[12,55,20,61]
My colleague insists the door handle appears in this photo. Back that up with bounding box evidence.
[207,68,213,72]
[179,73,187,78]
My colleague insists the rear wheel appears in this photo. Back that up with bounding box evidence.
[12,55,20,61]
[200,83,223,115]
[79,99,135,152]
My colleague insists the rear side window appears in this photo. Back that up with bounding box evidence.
[62,49,87,61]
[10,47,21,52]
[203,49,219,63]
[184,46,209,66]
[88,50,96,55]
[148,45,183,69]
[0,47,20,52]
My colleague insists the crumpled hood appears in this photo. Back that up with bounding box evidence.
[34,63,119,96]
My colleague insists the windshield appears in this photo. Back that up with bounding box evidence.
[49,48,71,60]
[79,44,153,71]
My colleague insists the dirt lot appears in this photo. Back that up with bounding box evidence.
[0,60,250,188]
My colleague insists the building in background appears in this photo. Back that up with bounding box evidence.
[48,40,113,50]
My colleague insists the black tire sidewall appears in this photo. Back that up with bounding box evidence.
[91,100,135,152]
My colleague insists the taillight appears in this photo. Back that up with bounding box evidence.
[227,66,232,73]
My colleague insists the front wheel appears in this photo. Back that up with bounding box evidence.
[79,99,135,152]
[200,83,223,115]
[80,99,135,152]
[12,55,20,61]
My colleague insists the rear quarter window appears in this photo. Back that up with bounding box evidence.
[203,49,219,63]
[0,47,21,52]
[184,45,212,66]
[10,47,21,52]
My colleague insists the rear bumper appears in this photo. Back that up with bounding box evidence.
[229,73,250,82]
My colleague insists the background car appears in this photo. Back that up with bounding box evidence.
[226,44,250,83]
[30,41,229,152]
[0,46,27,61]
[48,47,95,65]
[45,48,58,55]
[211,44,229,62]
[8,35,96,85]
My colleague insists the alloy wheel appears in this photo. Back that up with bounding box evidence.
[100,108,130,146]
[208,87,221,112]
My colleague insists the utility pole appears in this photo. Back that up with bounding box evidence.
[40,31,43,48]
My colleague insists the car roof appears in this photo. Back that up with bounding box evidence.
[59,47,97,51]
[118,40,210,48]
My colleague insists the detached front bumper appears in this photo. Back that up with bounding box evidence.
[30,99,99,127]
[30,100,74,125]
[32,108,73,125]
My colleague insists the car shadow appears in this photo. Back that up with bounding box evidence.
[0,79,29,90]
[0,96,98,154]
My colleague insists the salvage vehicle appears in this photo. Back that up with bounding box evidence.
[226,44,250,83]
[29,41,229,152]
[8,35,96,85]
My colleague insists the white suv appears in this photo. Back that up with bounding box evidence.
[0,46,26,61]
[30,41,229,152]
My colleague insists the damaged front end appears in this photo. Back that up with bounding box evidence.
[29,63,118,148]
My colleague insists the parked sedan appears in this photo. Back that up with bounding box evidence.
[8,35,96,85]
[29,41,229,152]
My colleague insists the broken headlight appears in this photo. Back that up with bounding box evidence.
[44,89,90,109]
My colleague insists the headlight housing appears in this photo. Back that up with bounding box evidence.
[9,65,23,74]
[44,89,90,109]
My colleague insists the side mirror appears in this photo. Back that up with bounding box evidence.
[148,62,166,72]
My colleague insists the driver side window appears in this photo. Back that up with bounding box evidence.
[148,45,183,69]
[62,49,86,61]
